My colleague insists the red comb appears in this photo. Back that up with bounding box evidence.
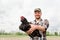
[20,16,25,20]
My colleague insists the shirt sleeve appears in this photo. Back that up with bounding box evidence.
[43,19,49,30]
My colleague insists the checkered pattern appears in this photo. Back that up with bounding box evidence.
[30,19,49,40]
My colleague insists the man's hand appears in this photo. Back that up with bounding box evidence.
[36,25,45,32]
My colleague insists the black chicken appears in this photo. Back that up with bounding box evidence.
[19,16,42,38]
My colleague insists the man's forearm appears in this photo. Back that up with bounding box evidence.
[36,25,45,32]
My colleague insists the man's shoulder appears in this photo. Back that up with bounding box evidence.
[43,19,49,24]
[43,19,49,28]
[44,19,49,21]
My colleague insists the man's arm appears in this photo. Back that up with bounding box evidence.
[26,19,49,34]
[36,25,46,32]
[26,24,45,34]
[37,19,49,32]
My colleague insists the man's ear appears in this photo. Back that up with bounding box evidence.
[40,12,42,16]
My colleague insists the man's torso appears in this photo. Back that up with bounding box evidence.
[30,19,49,40]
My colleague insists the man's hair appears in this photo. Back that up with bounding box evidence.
[34,8,41,12]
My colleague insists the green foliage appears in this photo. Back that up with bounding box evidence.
[54,32,58,36]
[15,32,28,36]
[46,31,60,36]
[16,32,23,35]
[0,31,60,36]
[46,31,54,36]
[46,31,50,36]
[0,32,12,35]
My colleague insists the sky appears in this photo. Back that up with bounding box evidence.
[0,0,60,33]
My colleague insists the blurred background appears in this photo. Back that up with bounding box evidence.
[0,0,60,35]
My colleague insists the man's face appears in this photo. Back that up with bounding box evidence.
[34,11,42,19]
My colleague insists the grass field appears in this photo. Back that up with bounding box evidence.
[0,35,60,40]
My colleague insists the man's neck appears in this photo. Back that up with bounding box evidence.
[35,18,41,23]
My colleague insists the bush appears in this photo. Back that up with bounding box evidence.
[16,32,23,35]
[15,32,27,35]
[46,31,54,36]
[46,31,50,36]
[54,32,58,36]
[0,32,12,35]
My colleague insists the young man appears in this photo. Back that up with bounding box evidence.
[26,8,49,40]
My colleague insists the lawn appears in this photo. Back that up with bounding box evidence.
[0,35,60,40]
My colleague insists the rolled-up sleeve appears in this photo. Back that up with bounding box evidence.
[43,19,49,30]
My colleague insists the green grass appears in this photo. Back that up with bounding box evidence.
[0,35,60,40]
[0,35,59,38]
[0,35,28,38]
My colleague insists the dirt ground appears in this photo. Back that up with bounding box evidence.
[0,36,60,40]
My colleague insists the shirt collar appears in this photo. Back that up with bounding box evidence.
[34,19,42,22]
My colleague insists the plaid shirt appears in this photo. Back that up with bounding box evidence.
[30,19,49,40]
